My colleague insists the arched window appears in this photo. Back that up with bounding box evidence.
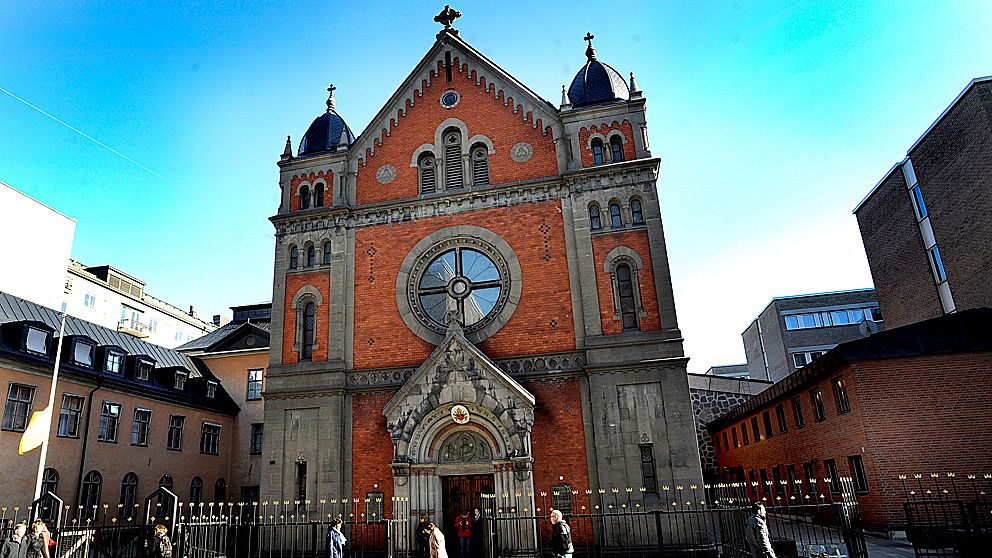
[323,241,333,265]
[306,245,316,267]
[301,302,316,362]
[214,478,228,502]
[299,184,310,210]
[589,204,603,231]
[190,476,203,505]
[471,145,490,185]
[616,264,639,330]
[41,467,59,496]
[159,474,174,491]
[610,136,624,162]
[443,129,464,189]
[609,203,624,228]
[631,198,644,224]
[120,472,138,517]
[313,183,324,207]
[418,153,437,194]
[289,246,299,270]
[81,470,102,519]
[592,138,605,165]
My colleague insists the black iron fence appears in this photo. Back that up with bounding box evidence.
[900,473,992,558]
[2,478,867,558]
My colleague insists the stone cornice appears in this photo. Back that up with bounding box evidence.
[562,158,660,193]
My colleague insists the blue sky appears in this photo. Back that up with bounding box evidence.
[1,1,989,371]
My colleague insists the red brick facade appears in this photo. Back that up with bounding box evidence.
[289,170,334,211]
[351,391,397,515]
[282,271,330,365]
[578,121,636,167]
[591,230,661,335]
[527,377,591,492]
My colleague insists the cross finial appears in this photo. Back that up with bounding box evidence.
[584,32,595,44]
[326,84,337,112]
[583,32,597,60]
[434,4,462,29]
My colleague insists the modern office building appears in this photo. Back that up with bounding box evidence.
[855,76,992,328]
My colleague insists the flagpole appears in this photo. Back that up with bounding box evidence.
[33,311,67,501]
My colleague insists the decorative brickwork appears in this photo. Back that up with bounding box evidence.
[289,171,333,211]
[578,121,636,168]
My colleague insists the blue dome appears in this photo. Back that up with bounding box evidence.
[568,59,630,108]
[298,110,355,156]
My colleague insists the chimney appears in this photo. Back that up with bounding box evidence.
[188,305,196,317]
[212,314,221,326]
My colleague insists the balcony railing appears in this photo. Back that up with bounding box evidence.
[118,317,150,338]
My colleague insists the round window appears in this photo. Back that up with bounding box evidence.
[417,247,503,329]
[440,90,460,109]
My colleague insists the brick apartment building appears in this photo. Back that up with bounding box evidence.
[261,13,702,552]
[855,76,992,328]
[708,308,992,534]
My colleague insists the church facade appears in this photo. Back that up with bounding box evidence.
[261,9,702,540]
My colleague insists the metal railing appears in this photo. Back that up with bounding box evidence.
[899,473,992,558]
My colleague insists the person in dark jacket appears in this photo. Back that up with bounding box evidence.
[147,524,172,558]
[0,522,27,558]
[745,503,777,558]
[326,517,347,558]
[550,510,573,558]
[415,515,431,558]
[24,521,49,558]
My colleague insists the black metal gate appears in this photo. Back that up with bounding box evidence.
[901,474,992,558]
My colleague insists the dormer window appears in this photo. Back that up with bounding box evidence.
[174,371,188,390]
[25,327,49,355]
[105,351,124,374]
[206,381,218,399]
[136,359,153,381]
[73,341,95,367]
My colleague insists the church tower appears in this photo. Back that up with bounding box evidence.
[262,7,702,544]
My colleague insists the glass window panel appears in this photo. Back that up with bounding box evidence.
[465,287,500,326]
[831,311,851,325]
[849,309,865,322]
[26,328,48,353]
[420,293,449,325]
[799,314,818,328]
[912,185,928,220]
[420,251,457,289]
[869,307,882,321]
[74,343,93,366]
[784,315,800,330]
[462,250,499,283]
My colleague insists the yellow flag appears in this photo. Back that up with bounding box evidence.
[19,406,52,455]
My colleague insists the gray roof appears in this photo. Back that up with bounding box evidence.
[177,320,270,352]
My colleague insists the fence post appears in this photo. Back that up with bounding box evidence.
[654,510,664,554]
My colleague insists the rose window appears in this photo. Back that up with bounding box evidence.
[417,248,503,329]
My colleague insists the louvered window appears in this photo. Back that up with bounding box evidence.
[443,131,463,189]
[471,146,489,185]
[419,154,437,194]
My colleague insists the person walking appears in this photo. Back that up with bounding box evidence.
[454,510,473,558]
[147,525,173,558]
[0,522,27,558]
[24,521,49,558]
[745,502,777,558]
[470,508,483,555]
[428,523,447,558]
[327,517,347,558]
[550,509,574,558]
[415,515,431,558]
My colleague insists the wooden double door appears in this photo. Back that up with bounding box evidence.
[441,474,493,557]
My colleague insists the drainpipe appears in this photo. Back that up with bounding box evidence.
[75,376,103,508]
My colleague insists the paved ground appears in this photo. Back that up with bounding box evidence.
[766,515,916,558]
[863,535,915,558]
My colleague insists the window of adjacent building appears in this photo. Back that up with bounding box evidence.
[41,468,58,496]
[552,484,574,515]
[84,293,97,309]
[639,444,658,494]
[323,241,333,265]
[811,389,826,422]
[98,401,122,442]
[786,464,798,495]
[299,184,311,210]
[25,327,49,354]
[759,469,769,497]
[206,381,217,399]
[313,183,324,208]
[148,319,158,333]
[306,245,316,267]
[471,145,490,185]
[722,431,729,451]
[731,427,739,448]
[57,394,84,438]
[136,360,153,381]
[792,351,826,368]
[247,369,263,400]
[591,138,605,165]
[174,330,183,342]
[589,204,602,230]
[849,455,869,493]
[803,461,818,493]
[911,184,928,221]
[174,371,188,390]
[792,398,805,428]
[418,153,437,194]
[443,130,464,189]
[105,351,124,374]
[833,377,851,414]
[3,383,36,432]
[301,302,316,362]
[190,476,204,505]
[740,422,749,445]
[131,408,151,446]
[616,264,639,331]
[80,471,102,520]
[824,459,841,492]
[200,423,221,455]
[762,411,774,439]
[784,307,882,331]
[609,203,623,228]
[215,478,228,502]
[73,341,95,367]
[167,415,185,451]
[928,245,948,283]
[609,136,624,162]
[289,246,299,270]
[630,198,644,224]
[776,404,788,434]
[159,474,174,491]
[250,423,263,455]
[120,472,138,517]
[751,416,761,442]
[772,465,784,496]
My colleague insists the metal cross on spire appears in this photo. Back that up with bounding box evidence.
[584,32,598,60]
[326,84,337,112]
[434,4,462,29]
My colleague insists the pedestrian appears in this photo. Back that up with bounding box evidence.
[147,524,172,558]
[549,509,573,558]
[327,517,347,558]
[454,509,473,558]
[415,514,431,558]
[428,522,447,558]
[470,507,483,554]
[0,522,27,558]
[24,521,49,558]
[745,502,777,558]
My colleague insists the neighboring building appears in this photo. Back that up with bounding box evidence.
[855,76,992,329]
[703,364,750,378]
[0,182,76,310]
[0,291,239,510]
[708,308,992,535]
[178,302,271,502]
[742,289,884,382]
[262,14,702,551]
[64,260,218,349]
